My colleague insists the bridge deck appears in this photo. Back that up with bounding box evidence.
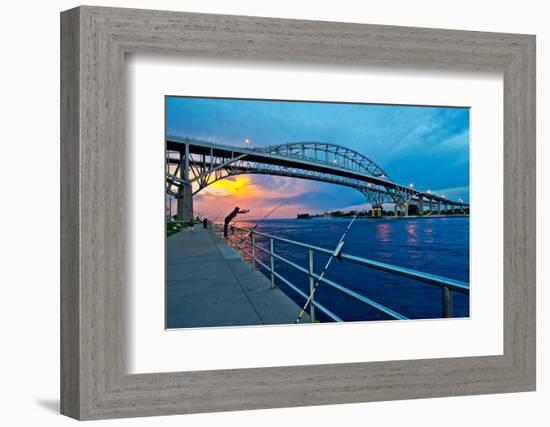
[166,226,308,328]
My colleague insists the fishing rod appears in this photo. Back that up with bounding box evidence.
[253,201,288,227]
[233,201,288,245]
[294,211,360,324]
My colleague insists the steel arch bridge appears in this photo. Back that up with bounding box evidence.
[166,136,468,220]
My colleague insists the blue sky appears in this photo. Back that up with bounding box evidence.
[166,96,469,218]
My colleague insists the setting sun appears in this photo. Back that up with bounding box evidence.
[202,175,262,199]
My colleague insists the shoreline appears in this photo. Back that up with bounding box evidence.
[297,214,469,220]
[227,214,470,223]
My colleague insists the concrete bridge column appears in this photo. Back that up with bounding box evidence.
[418,196,424,216]
[176,145,193,222]
[437,202,441,215]
[176,183,193,222]
[403,202,408,217]
[429,199,433,214]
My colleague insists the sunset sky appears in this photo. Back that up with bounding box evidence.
[166,96,470,220]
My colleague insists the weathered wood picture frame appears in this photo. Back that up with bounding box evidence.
[60,6,536,420]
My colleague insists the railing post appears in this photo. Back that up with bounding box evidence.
[442,286,453,318]
[270,238,275,289]
[251,232,256,270]
[308,249,316,323]
[236,230,242,253]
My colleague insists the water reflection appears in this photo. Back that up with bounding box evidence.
[423,225,434,244]
[375,222,391,243]
[406,221,418,245]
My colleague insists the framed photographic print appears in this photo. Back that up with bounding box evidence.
[61,6,536,420]
[164,96,470,330]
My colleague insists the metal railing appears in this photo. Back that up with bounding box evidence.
[212,224,469,323]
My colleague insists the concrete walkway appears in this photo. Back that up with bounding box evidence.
[166,226,308,328]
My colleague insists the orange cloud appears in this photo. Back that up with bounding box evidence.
[193,175,313,221]
[201,175,263,200]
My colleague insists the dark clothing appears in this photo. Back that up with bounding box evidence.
[225,209,239,223]
[223,208,241,238]
[223,221,229,238]
[202,218,208,229]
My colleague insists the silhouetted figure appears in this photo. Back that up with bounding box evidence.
[223,207,249,238]
[202,218,208,229]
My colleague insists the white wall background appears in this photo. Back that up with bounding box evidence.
[0,0,546,425]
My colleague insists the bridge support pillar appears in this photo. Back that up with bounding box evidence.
[403,202,408,217]
[176,183,193,222]
[418,196,424,216]
[437,202,441,215]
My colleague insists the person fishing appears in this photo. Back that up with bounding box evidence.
[225,201,289,246]
[223,207,249,238]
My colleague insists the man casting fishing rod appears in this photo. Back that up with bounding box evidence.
[223,207,250,238]
[230,201,288,245]
[223,201,288,242]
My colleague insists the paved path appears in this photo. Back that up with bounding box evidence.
[166,226,308,328]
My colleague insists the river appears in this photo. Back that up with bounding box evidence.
[235,216,470,322]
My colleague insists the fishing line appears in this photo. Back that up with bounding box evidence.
[233,201,288,245]
[294,203,365,324]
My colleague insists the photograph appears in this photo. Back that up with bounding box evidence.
[164,96,470,329]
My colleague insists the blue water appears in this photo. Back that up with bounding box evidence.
[235,217,469,322]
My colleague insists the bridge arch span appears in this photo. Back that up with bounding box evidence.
[262,142,391,181]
